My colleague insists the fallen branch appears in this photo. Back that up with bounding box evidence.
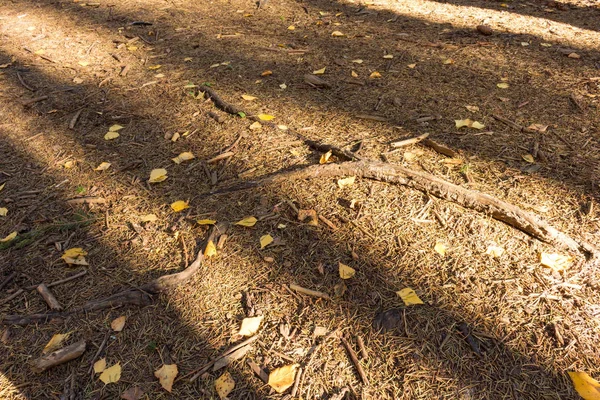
[289,283,330,299]
[390,132,430,148]
[31,340,86,373]
[209,162,598,260]
[340,336,369,385]
[36,283,62,310]
[2,224,228,325]
[492,114,534,134]
[21,96,48,107]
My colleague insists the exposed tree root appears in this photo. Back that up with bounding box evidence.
[1,223,228,326]
[214,161,599,261]
[200,85,358,161]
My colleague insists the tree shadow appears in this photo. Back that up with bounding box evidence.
[0,0,598,399]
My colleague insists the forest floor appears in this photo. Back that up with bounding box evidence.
[1,0,600,398]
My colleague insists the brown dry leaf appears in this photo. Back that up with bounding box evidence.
[204,240,217,257]
[61,247,88,265]
[238,316,263,336]
[99,363,121,384]
[235,216,257,227]
[455,119,485,129]
[337,176,355,188]
[397,288,424,305]
[334,281,347,298]
[339,262,355,279]
[527,124,548,133]
[540,252,573,271]
[172,152,195,164]
[154,364,178,392]
[121,386,144,400]
[215,371,235,399]
[268,364,299,393]
[148,168,168,183]
[95,162,111,171]
[260,234,274,249]
[171,200,189,212]
[434,242,447,256]
[94,358,107,374]
[111,316,126,332]
[568,372,600,400]
[43,332,72,354]
[298,209,318,226]
[320,150,332,164]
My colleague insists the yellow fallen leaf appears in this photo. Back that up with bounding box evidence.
[443,58,454,65]
[242,94,257,101]
[522,154,535,163]
[320,150,332,164]
[455,119,485,129]
[568,372,600,400]
[369,71,381,78]
[261,70,272,76]
[78,61,89,67]
[127,45,138,51]
[172,152,195,164]
[61,247,88,265]
[154,364,178,392]
[111,316,126,332]
[339,262,355,279]
[0,207,7,217]
[260,234,273,249]
[140,214,157,222]
[383,54,394,59]
[497,83,510,89]
[204,240,217,257]
[397,287,424,305]
[486,245,504,258]
[148,65,162,70]
[351,70,358,77]
[63,160,75,169]
[249,121,262,130]
[93,358,106,373]
[331,31,345,37]
[148,168,168,183]
[407,63,416,69]
[104,131,119,140]
[337,176,355,188]
[540,252,572,271]
[95,162,111,171]
[257,114,275,121]
[434,242,446,256]
[109,124,124,132]
[171,132,180,142]
[236,216,258,227]
[238,316,263,336]
[43,332,72,354]
[197,219,217,225]
[171,200,189,212]
[313,67,326,75]
[0,183,4,192]
[99,363,121,384]
[287,25,295,30]
[215,371,235,399]
[268,364,299,393]
[465,105,479,112]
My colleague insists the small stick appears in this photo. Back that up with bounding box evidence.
[340,336,369,385]
[25,270,87,290]
[390,132,430,148]
[356,336,368,359]
[16,72,35,91]
[206,152,234,164]
[246,359,269,383]
[318,215,338,231]
[290,366,303,397]
[88,332,109,374]
[492,114,534,133]
[36,283,62,310]
[69,109,84,129]
[223,134,244,153]
[421,139,457,158]
[31,340,86,373]
[187,335,260,382]
[289,284,330,299]
[0,289,24,306]
[22,96,48,107]
[0,272,17,291]
[457,323,481,356]
[66,196,106,205]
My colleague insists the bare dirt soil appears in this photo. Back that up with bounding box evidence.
[1,0,599,398]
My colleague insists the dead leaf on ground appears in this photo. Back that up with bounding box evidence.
[140,214,157,222]
[197,219,217,225]
[486,245,504,258]
[62,247,88,265]
[111,316,126,332]
[95,162,111,171]
[331,31,345,37]
[313,67,326,75]
[369,71,381,78]
[455,119,485,129]
[465,105,479,112]
[568,371,600,400]
[204,240,217,257]
[261,70,272,76]
[242,94,257,101]
[249,121,262,130]
[148,168,168,183]
[104,131,120,140]
[43,332,72,354]
[527,124,548,133]
[121,386,145,400]
[337,176,355,188]
[0,231,16,242]
[257,114,275,121]
[522,154,535,163]
[320,150,332,164]
[172,152,195,164]
[397,287,424,305]
[334,281,347,297]
[99,363,121,384]
[540,252,572,271]
[236,216,257,227]
[154,364,178,392]
[238,316,263,336]
[339,262,355,279]
[0,207,7,217]
[297,209,318,226]
[268,364,299,393]
[260,234,273,248]
[171,200,189,212]
[215,371,235,399]
[109,124,124,132]
[94,358,107,373]
[434,242,447,256]
[497,82,510,89]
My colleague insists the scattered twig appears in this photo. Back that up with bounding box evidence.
[23,46,57,63]
[0,272,17,292]
[31,340,86,373]
[492,114,534,134]
[421,139,457,158]
[206,152,234,164]
[290,366,303,397]
[457,322,481,356]
[25,270,87,291]
[390,132,430,148]
[318,215,338,231]
[16,72,35,91]
[69,109,84,130]
[21,96,48,107]
[340,336,369,385]
[87,332,109,375]
[0,289,24,306]
[356,336,368,359]
[36,284,62,310]
[246,359,269,383]
[289,283,330,299]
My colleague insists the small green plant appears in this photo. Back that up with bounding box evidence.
[75,185,86,194]
[237,111,246,118]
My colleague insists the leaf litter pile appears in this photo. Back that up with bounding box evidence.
[0,0,600,398]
